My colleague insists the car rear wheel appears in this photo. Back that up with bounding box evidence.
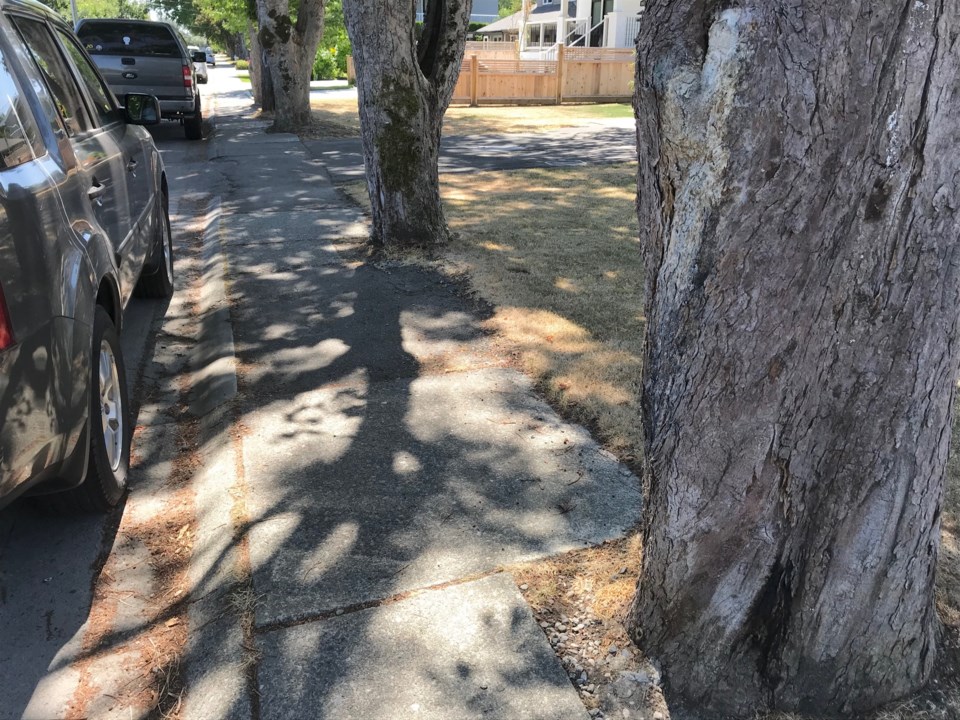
[135,192,174,298]
[184,95,202,140]
[42,306,129,513]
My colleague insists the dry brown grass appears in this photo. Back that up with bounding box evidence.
[343,164,960,719]
[308,94,632,137]
[343,164,644,455]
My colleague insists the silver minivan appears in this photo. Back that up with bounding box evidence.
[0,0,172,511]
[75,18,203,140]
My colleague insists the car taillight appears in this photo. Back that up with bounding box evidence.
[0,285,14,351]
[182,64,193,89]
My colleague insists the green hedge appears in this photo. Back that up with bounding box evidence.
[312,35,351,80]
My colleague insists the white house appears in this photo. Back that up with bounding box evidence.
[414,0,499,25]
[476,0,644,55]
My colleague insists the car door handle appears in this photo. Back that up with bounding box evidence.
[126,158,137,173]
[88,180,107,203]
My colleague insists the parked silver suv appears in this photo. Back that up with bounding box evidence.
[76,18,203,140]
[0,0,172,511]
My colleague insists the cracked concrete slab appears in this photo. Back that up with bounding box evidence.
[256,573,590,720]
[242,367,641,626]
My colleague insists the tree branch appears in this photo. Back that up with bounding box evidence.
[417,0,472,101]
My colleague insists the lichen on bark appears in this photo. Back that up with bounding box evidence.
[374,76,424,194]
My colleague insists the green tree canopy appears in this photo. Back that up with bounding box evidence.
[498,0,521,18]
[40,0,149,21]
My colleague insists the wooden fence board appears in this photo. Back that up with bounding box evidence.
[348,47,634,106]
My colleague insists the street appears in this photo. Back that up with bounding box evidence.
[0,65,642,720]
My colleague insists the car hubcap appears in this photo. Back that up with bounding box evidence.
[99,341,123,471]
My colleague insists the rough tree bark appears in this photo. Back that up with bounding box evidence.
[247,20,276,111]
[255,0,324,130]
[343,0,472,249]
[627,1,960,717]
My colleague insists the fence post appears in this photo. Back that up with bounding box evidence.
[470,54,479,107]
[556,44,565,105]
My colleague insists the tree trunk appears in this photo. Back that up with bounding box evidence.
[343,0,472,249]
[627,1,960,717]
[247,21,274,110]
[255,0,324,130]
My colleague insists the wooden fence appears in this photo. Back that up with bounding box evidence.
[463,40,518,61]
[562,47,634,102]
[347,46,634,105]
[451,46,634,106]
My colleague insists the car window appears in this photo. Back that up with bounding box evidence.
[76,22,180,57]
[12,17,91,137]
[0,46,45,169]
[56,29,117,125]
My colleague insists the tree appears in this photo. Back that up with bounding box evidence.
[343,0,472,249]
[498,0,520,18]
[255,0,325,130]
[42,0,148,19]
[627,1,960,717]
[150,0,245,56]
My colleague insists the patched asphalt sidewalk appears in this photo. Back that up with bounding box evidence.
[182,79,643,719]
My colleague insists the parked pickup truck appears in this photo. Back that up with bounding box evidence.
[75,19,204,140]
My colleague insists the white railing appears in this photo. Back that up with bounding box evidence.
[623,15,642,45]
[564,18,588,46]
[520,43,559,61]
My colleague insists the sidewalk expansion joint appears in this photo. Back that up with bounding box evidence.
[253,568,510,635]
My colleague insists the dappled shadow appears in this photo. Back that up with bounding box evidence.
[190,210,638,716]
[0,289,172,720]
[303,125,637,184]
[1,87,641,718]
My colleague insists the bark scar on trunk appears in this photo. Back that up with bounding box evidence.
[657,9,753,320]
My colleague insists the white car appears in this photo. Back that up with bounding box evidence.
[188,45,208,83]
[204,47,215,66]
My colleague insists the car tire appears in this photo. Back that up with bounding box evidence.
[184,95,203,140]
[42,307,129,513]
[135,192,174,298]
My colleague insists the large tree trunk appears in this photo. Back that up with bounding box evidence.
[247,21,275,111]
[343,0,472,249]
[255,0,324,130]
[627,1,960,717]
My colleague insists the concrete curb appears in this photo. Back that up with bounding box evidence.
[182,195,251,720]
[188,196,238,418]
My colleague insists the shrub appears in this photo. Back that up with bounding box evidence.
[312,47,338,80]
[312,34,352,80]
[235,59,249,71]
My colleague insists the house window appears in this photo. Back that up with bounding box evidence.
[527,25,540,46]
[543,25,557,45]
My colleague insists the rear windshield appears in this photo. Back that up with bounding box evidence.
[76,22,180,57]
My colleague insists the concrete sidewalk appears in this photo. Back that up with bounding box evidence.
[183,79,642,720]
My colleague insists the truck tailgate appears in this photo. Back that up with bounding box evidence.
[89,55,191,102]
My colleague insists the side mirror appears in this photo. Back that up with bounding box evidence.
[192,51,206,63]
[124,93,161,126]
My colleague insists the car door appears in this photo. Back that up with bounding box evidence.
[0,29,89,498]
[55,26,154,280]
[10,15,138,299]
